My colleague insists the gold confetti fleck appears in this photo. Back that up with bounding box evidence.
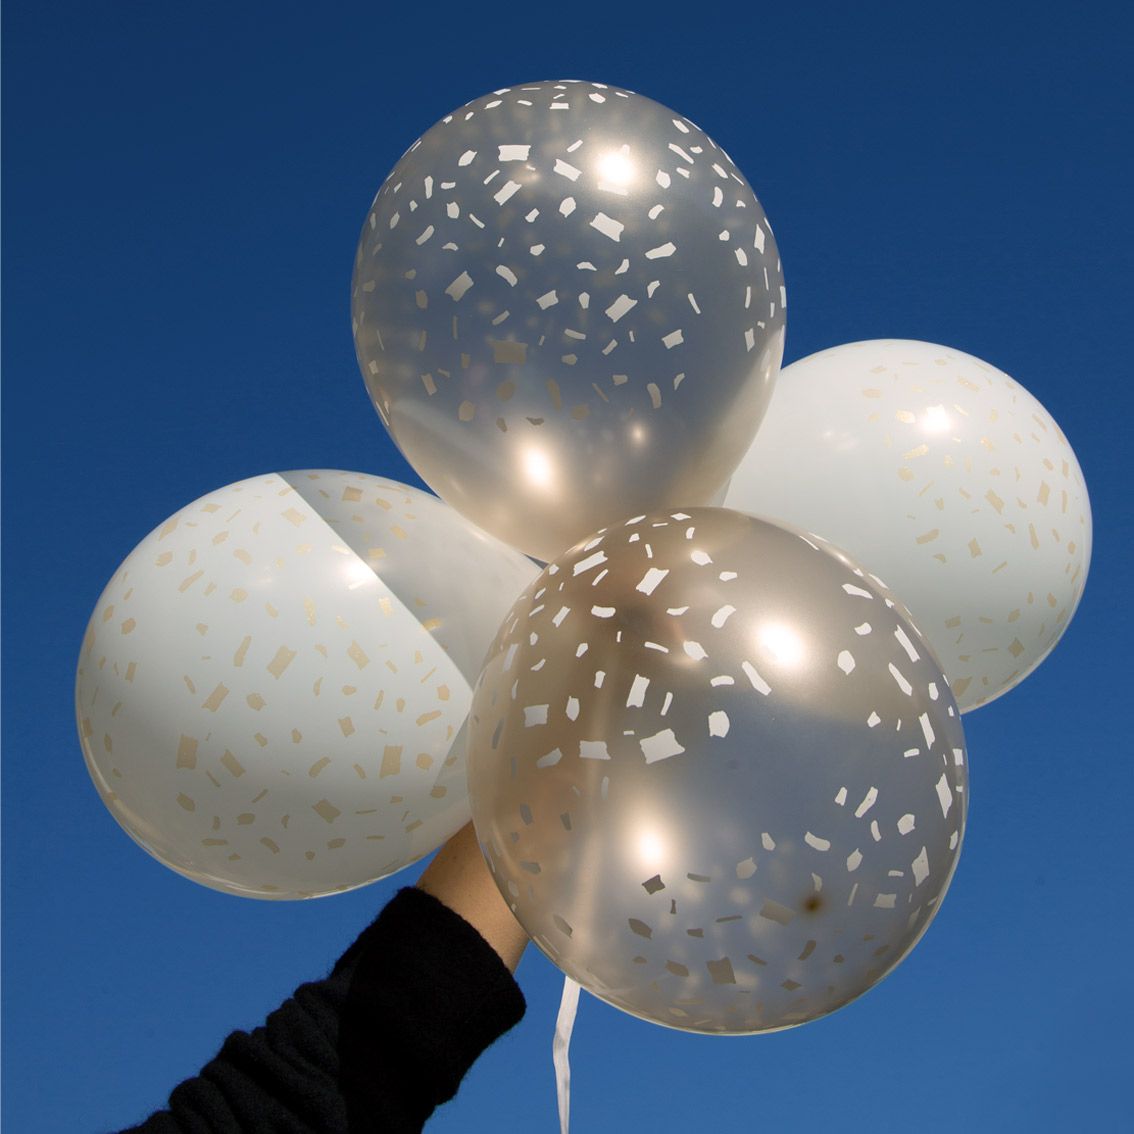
[430,785,447,799]
[1037,481,1051,506]
[233,549,253,566]
[236,813,254,825]
[341,486,362,502]
[862,388,882,398]
[176,735,199,769]
[103,734,113,753]
[230,588,249,603]
[233,636,251,667]
[968,539,983,558]
[182,675,197,695]
[267,646,297,679]
[158,517,180,539]
[176,793,196,812]
[985,489,1005,513]
[416,710,441,727]
[348,641,370,670]
[246,692,266,711]
[265,602,279,619]
[154,552,173,567]
[121,618,137,634]
[491,339,527,365]
[303,598,316,626]
[353,764,367,779]
[895,409,915,423]
[436,685,450,701]
[313,799,341,823]
[283,508,306,527]
[380,745,403,778]
[261,837,281,854]
[309,756,331,777]
[327,838,347,849]
[202,683,230,712]
[903,444,929,459]
[1029,523,1040,550]
[201,838,228,847]
[457,400,476,421]
[416,753,433,770]
[1008,638,1025,658]
[177,571,203,593]
[915,529,940,545]
[338,717,355,737]
[897,467,915,482]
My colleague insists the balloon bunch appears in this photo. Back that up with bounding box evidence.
[77,81,1090,1036]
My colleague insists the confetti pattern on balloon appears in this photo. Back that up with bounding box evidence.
[467,508,967,1034]
[75,471,537,898]
[723,340,1092,711]
[352,80,786,562]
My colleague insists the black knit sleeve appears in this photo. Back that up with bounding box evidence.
[118,888,526,1134]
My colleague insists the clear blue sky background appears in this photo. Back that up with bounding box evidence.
[4,2,1131,1131]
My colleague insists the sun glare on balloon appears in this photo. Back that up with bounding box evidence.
[597,146,635,189]
[522,446,556,491]
[758,622,806,667]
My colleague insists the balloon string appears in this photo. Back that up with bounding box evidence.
[553,975,582,1134]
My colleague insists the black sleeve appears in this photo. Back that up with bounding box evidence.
[119,887,526,1134]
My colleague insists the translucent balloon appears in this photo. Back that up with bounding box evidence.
[352,80,785,562]
[75,470,537,898]
[723,340,1092,711]
[467,508,967,1034]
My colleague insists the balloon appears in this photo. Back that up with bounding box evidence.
[75,470,537,898]
[352,80,786,563]
[467,508,967,1034]
[724,340,1092,711]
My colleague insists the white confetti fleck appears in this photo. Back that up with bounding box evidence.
[591,212,624,241]
[579,740,611,760]
[554,158,582,181]
[605,294,637,322]
[646,242,677,259]
[524,704,549,726]
[683,640,708,661]
[894,626,921,662]
[498,144,530,161]
[889,663,913,696]
[919,712,936,748]
[854,787,879,818]
[640,728,685,764]
[708,710,730,737]
[911,846,930,886]
[574,550,608,575]
[711,604,736,628]
[935,773,953,817]
[837,650,856,674]
[846,849,863,872]
[741,660,771,696]
[804,832,831,852]
[494,180,521,205]
[898,814,916,835]
[627,674,650,708]
[591,605,616,618]
[636,567,669,595]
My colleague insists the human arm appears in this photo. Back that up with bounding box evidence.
[117,823,527,1133]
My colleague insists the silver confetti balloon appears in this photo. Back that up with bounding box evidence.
[467,508,968,1034]
[352,81,786,562]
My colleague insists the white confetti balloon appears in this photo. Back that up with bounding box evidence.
[468,508,967,1034]
[724,340,1092,711]
[75,470,537,898]
[352,80,785,563]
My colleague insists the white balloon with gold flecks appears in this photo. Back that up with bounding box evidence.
[723,340,1092,711]
[75,470,538,898]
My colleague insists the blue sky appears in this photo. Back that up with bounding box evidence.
[3,2,1131,1130]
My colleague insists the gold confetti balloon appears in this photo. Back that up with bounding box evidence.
[467,508,967,1034]
[723,340,1093,711]
[352,80,786,563]
[75,470,537,898]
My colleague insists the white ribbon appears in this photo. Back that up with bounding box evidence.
[553,975,582,1134]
